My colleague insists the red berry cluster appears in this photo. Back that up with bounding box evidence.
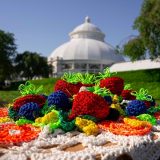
[69,91,110,120]
[54,80,82,97]
[13,95,46,110]
[100,77,124,95]
[121,90,136,100]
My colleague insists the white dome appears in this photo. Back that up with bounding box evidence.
[72,22,102,33]
[48,16,124,74]
[49,38,124,63]
[69,16,105,41]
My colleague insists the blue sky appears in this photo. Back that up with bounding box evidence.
[0,0,143,57]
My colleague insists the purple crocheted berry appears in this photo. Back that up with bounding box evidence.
[47,90,70,110]
[18,102,40,120]
[126,100,147,116]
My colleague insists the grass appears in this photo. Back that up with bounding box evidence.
[0,69,160,104]
[29,77,59,95]
[0,77,59,103]
[0,91,20,103]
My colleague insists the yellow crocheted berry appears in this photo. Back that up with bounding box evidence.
[111,103,125,115]
[0,117,12,123]
[75,117,98,135]
[124,117,150,128]
[35,110,59,125]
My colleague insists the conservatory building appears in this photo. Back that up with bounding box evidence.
[48,17,124,76]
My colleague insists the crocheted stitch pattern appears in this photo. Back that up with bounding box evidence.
[18,102,40,120]
[100,77,124,95]
[69,91,110,120]
[1,68,160,160]
[54,80,82,97]
[47,90,70,110]
[13,95,46,110]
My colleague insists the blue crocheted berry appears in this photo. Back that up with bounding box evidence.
[126,100,147,116]
[104,96,112,105]
[18,102,40,120]
[47,90,70,110]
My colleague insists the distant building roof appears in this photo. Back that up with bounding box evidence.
[110,59,160,72]
[48,17,124,64]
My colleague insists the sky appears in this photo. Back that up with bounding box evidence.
[0,0,143,57]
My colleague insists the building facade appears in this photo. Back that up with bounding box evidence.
[48,17,124,76]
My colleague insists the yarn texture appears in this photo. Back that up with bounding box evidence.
[13,94,46,110]
[126,100,147,116]
[47,90,70,110]
[18,102,40,120]
[69,91,110,120]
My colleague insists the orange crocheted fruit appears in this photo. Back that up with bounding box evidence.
[0,108,8,117]
[0,124,40,146]
[98,120,152,136]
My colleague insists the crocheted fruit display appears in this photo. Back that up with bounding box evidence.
[1,67,160,142]
[68,91,110,120]
[97,68,124,95]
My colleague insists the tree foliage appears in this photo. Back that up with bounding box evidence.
[0,30,16,82]
[123,37,146,61]
[122,0,160,60]
[14,51,52,79]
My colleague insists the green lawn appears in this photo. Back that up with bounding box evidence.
[0,91,20,103]
[0,69,160,104]
[0,77,59,103]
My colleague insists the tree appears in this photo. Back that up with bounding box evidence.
[14,51,52,79]
[0,30,16,82]
[122,0,160,60]
[123,36,146,61]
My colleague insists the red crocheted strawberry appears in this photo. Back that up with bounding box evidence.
[13,81,46,110]
[121,84,136,100]
[76,73,95,87]
[100,77,124,95]
[68,91,110,120]
[54,79,82,98]
[13,95,46,110]
[54,73,96,98]
[98,68,124,95]
[121,90,136,100]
